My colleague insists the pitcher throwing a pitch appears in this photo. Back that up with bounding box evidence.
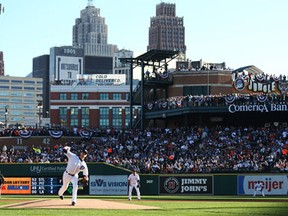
[58,146,89,206]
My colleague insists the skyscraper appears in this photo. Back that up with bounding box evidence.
[72,1,118,57]
[147,2,186,54]
[0,51,4,76]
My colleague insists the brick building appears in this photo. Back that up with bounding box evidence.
[50,74,139,129]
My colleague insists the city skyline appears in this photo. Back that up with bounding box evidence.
[0,0,288,77]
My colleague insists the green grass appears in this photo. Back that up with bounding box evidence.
[0,195,287,216]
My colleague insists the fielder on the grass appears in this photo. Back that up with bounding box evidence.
[0,173,4,198]
[58,146,89,206]
[128,169,141,201]
[253,181,265,197]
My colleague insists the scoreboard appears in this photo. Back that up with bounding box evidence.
[2,177,62,195]
[31,177,61,195]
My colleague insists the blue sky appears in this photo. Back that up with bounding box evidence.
[0,0,288,77]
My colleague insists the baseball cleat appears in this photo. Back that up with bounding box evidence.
[59,195,64,200]
[72,201,76,206]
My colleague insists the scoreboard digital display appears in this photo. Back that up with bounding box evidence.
[31,177,61,195]
[2,177,62,195]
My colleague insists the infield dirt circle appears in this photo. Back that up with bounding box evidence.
[0,198,159,209]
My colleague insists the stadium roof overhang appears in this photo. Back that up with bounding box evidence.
[120,49,179,68]
[135,49,179,62]
[232,65,264,75]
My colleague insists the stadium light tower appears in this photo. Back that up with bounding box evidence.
[4,106,8,128]
[37,100,43,129]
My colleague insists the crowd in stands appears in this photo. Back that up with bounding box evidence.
[146,93,288,111]
[0,125,287,174]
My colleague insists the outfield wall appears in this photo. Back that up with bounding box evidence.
[0,163,287,196]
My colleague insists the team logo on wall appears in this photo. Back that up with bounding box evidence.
[278,81,288,93]
[234,78,246,91]
[163,177,180,193]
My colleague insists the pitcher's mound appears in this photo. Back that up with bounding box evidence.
[1,199,159,210]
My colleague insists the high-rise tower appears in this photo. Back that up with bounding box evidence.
[72,0,118,56]
[147,2,186,54]
[0,51,4,76]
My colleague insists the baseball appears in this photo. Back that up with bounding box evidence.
[64,146,71,151]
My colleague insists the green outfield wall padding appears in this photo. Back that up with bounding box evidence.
[139,175,159,195]
[0,163,130,177]
[0,163,240,196]
[214,175,238,195]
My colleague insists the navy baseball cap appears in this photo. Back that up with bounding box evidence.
[81,149,88,155]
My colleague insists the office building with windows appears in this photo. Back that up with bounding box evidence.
[0,51,4,76]
[113,49,134,84]
[72,2,118,56]
[32,55,50,118]
[0,76,43,127]
[147,2,186,54]
[50,74,139,129]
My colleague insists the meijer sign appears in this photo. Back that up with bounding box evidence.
[238,175,288,195]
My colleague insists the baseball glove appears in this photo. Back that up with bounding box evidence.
[137,184,141,188]
[78,176,89,186]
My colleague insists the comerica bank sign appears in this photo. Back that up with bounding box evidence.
[228,103,288,113]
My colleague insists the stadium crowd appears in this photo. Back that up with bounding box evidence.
[0,125,287,174]
[146,93,288,111]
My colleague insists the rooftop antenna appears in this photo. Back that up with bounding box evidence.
[87,0,94,6]
[0,4,4,15]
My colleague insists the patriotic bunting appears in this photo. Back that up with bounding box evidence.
[48,130,63,139]
[272,75,280,82]
[255,74,265,82]
[147,103,153,110]
[79,130,93,138]
[19,130,33,139]
[159,72,169,79]
[256,94,268,103]
[225,95,236,104]
[162,101,168,108]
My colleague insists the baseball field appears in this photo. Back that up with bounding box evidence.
[0,195,287,216]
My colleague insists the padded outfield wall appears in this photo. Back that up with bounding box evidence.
[0,163,287,196]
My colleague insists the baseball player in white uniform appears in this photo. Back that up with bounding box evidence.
[253,181,265,197]
[0,173,4,198]
[58,146,89,206]
[128,169,141,201]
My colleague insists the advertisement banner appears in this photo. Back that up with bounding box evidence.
[238,175,288,195]
[160,176,213,194]
[76,74,126,86]
[89,175,128,195]
[56,56,83,81]
[2,177,31,194]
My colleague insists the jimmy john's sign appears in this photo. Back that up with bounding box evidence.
[160,176,213,194]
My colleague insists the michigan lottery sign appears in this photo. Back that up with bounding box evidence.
[2,177,31,194]
[238,175,288,195]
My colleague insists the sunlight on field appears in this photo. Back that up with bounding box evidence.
[0,196,287,216]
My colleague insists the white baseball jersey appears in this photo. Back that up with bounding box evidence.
[255,182,263,191]
[128,173,140,185]
[65,151,88,176]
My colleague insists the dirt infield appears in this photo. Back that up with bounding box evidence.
[0,198,159,209]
